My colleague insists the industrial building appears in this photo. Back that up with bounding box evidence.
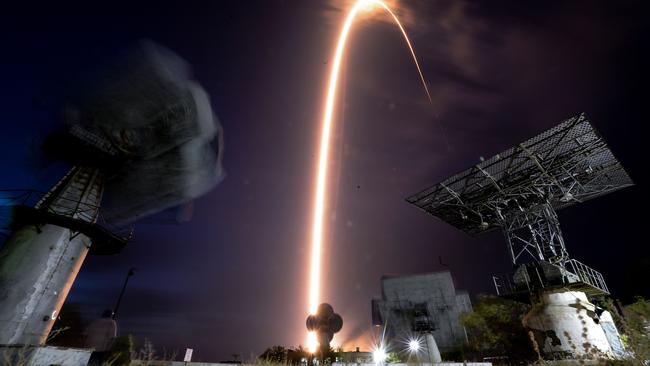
[371,271,471,353]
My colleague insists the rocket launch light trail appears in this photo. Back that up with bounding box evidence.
[307,0,431,353]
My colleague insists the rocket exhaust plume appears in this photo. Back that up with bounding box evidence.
[307,0,431,353]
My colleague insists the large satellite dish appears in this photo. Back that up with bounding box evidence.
[407,113,633,297]
[45,41,224,224]
[407,113,632,236]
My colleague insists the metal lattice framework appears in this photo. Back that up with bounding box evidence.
[407,113,633,296]
[0,168,131,255]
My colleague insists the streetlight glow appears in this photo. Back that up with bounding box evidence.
[372,347,387,364]
[408,339,421,352]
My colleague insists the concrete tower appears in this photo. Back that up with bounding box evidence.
[0,167,111,345]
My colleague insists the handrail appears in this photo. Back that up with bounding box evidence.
[492,259,609,296]
[0,189,132,240]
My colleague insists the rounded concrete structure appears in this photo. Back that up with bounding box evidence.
[525,291,612,359]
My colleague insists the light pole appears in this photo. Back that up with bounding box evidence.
[112,268,135,319]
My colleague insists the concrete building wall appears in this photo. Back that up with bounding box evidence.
[373,271,471,352]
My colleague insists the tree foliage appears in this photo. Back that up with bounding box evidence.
[106,335,134,365]
[622,296,650,362]
[287,345,309,365]
[260,345,337,365]
[460,295,538,364]
[260,346,288,363]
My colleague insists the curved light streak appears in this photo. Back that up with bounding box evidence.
[307,0,431,353]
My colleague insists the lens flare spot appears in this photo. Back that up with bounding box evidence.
[408,338,421,352]
[372,346,387,364]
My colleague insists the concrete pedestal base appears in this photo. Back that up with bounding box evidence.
[524,290,613,359]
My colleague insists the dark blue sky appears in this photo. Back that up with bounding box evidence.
[1,0,649,362]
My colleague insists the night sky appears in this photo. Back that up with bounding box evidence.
[1,0,649,362]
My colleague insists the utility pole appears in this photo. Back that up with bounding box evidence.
[112,268,135,319]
